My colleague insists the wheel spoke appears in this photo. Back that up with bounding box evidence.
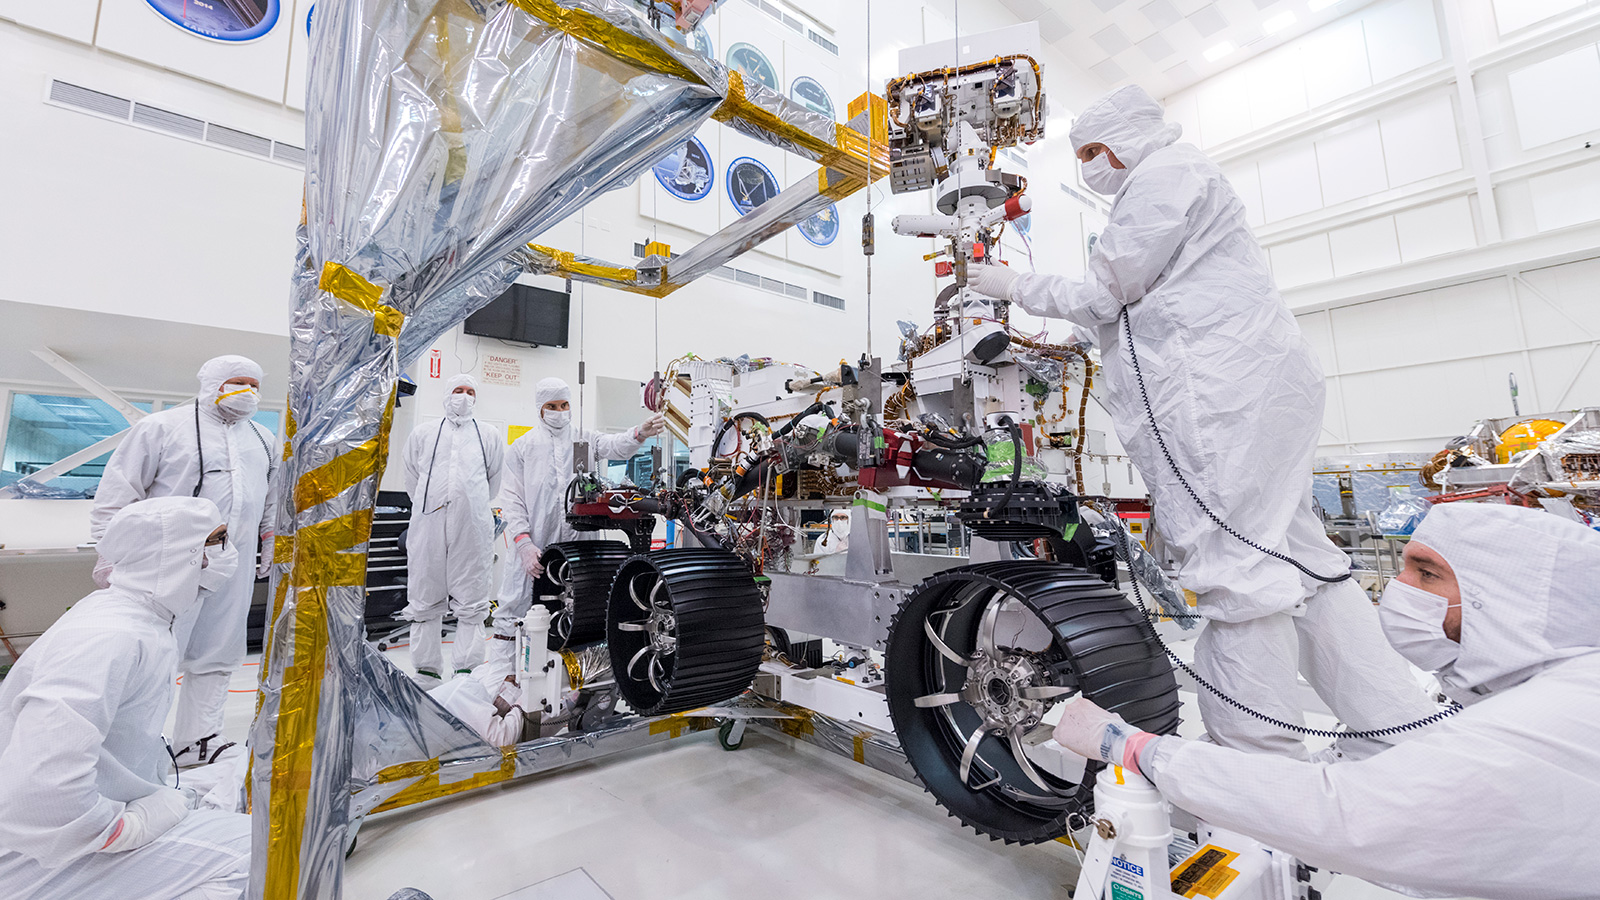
[977,590,1004,657]
[627,645,651,677]
[913,692,964,708]
[648,579,667,611]
[629,575,651,611]
[1008,726,1056,793]
[923,617,968,667]
[555,610,572,641]
[616,622,647,632]
[1018,685,1075,701]
[647,653,665,693]
[958,726,987,786]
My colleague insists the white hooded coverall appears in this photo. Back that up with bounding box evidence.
[490,377,643,657]
[90,355,278,756]
[1005,86,1430,755]
[0,497,252,900]
[1139,504,1600,899]
[402,374,504,676]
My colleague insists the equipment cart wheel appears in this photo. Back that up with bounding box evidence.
[885,561,1180,844]
[537,541,633,650]
[607,549,765,716]
[717,719,747,751]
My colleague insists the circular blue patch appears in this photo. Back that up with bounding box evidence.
[790,76,835,120]
[145,0,281,43]
[306,3,314,36]
[799,204,840,247]
[726,43,778,91]
[653,137,715,202]
[726,157,779,215]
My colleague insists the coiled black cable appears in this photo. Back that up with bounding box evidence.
[1103,518,1461,739]
[1119,306,1351,584]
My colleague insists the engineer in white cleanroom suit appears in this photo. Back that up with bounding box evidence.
[1053,503,1600,899]
[970,85,1432,757]
[488,377,665,664]
[90,355,279,767]
[402,374,504,684]
[0,497,252,900]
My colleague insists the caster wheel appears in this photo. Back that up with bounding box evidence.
[717,719,746,751]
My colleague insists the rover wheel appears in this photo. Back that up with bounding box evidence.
[607,549,765,716]
[537,541,633,650]
[885,561,1180,844]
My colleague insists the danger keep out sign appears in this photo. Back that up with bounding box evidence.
[481,354,522,388]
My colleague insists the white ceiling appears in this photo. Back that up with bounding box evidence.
[996,0,1381,100]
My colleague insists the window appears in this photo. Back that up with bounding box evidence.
[2,394,153,493]
[603,438,661,486]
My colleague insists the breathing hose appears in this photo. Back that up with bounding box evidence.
[1107,306,1461,737]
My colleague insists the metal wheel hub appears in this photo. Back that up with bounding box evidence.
[964,652,1049,733]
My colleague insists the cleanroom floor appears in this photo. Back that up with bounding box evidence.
[199,640,1453,900]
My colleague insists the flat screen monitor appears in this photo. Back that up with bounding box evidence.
[463,284,571,348]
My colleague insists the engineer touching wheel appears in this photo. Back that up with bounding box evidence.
[969,85,1434,758]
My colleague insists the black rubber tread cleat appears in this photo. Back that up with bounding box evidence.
[606,549,766,717]
[884,560,1180,845]
[537,541,635,650]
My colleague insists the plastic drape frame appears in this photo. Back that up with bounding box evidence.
[249,1,748,896]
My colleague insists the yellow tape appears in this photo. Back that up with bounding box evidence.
[776,708,816,738]
[643,240,671,258]
[647,712,714,738]
[526,244,640,283]
[375,758,441,784]
[508,0,708,84]
[318,262,405,338]
[559,649,584,691]
[851,732,866,764]
[264,585,330,896]
[274,509,374,586]
[371,748,519,814]
[1171,845,1243,898]
[294,439,383,513]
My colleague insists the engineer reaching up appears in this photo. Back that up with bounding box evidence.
[488,377,665,666]
[970,85,1434,757]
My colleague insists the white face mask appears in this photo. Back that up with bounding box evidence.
[445,392,476,418]
[198,541,239,592]
[1082,153,1129,196]
[543,409,571,431]
[215,385,261,423]
[829,516,851,538]
[1378,579,1461,672]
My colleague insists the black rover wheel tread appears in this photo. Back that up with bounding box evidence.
[536,541,634,650]
[885,560,1180,845]
[606,549,766,716]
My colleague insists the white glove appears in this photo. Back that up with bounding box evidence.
[257,531,275,580]
[515,538,544,578]
[969,264,1021,302]
[92,554,113,590]
[1052,698,1159,777]
[633,414,666,440]
[100,788,189,853]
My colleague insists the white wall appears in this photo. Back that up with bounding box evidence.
[2,1,1137,494]
[1163,0,1600,454]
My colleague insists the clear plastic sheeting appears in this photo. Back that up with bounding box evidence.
[251,3,737,897]
[1083,505,1196,630]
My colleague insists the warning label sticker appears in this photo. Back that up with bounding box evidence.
[1171,845,1241,898]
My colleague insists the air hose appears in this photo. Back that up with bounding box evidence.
[1105,307,1462,736]
[1103,519,1461,739]
[1119,307,1351,585]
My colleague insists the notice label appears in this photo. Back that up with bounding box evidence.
[481,354,521,388]
[1171,845,1241,898]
